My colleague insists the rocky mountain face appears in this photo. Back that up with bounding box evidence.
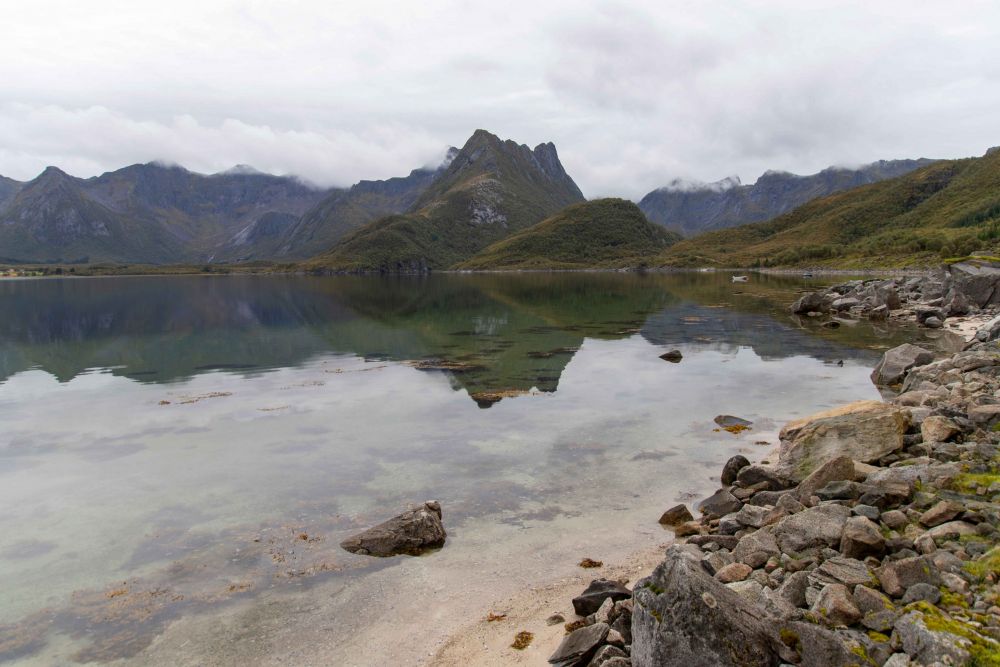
[0,148,476,265]
[639,159,936,236]
[310,129,586,272]
[0,163,334,263]
[239,148,460,261]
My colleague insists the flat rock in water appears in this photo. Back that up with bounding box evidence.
[659,503,694,526]
[340,500,446,557]
[660,349,683,363]
[714,415,752,428]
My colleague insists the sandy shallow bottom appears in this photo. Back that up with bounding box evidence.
[430,545,667,666]
[129,509,681,667]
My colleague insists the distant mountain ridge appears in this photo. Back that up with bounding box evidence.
[0,163,334,263]
[638,159,936,236]
[658,147,1000,268]
[309,129,586,272]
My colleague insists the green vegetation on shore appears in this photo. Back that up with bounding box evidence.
[457,199,681,270]
[657,147,1000,269]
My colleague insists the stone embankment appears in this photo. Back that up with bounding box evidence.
[544,270,1000,666]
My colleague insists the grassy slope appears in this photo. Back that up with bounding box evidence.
[658,148,1000,268]
[308,130,585,272]
[458,198,682,269]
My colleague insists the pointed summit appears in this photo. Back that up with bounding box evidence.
[310,129,585,272]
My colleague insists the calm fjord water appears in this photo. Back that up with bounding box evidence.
[0,273,940,665]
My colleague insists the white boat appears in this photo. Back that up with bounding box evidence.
[731,275,749,283]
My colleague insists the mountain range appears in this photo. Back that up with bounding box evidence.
[659,146,1000,268]
[0,163,332,264]
[637,159,936,237]
[0,153,460,265]
[2,129,994,271]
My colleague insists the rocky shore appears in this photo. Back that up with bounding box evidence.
[539,271,1000,667]
[790,259,1000,337]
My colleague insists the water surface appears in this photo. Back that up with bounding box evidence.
[0,273,944,665]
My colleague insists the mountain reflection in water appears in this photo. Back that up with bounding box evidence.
[0,272,927,405]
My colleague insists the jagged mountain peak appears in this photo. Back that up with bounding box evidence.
[310,130,586,272]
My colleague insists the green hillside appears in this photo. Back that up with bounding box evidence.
[459,198,681,270]
[658,147,1000,268]
[308,130,585,272]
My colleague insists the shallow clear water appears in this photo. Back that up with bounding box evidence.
[0,273,944,664]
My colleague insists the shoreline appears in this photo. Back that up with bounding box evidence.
[429,273,1000,666]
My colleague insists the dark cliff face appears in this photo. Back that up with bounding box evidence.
[639,159,937,237]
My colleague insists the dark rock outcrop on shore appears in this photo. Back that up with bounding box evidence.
[340,501,446,556]
[549,339,1000,667]
[790,262,1000,344]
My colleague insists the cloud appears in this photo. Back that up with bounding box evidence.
[0,0,998,198]
[0,104,445,187]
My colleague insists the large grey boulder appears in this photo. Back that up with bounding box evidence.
[340,500,446,556]
[776,401,908,481]
[631,546,867,667]
[893,611,970,665]
[947,260,1000,308]
[772,504,851,553]
[861,280,901,310]
[870,344,935,386]
[791,291,831,315]
[631,546,786,666]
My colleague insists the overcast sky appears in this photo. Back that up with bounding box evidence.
[1,0,998,198]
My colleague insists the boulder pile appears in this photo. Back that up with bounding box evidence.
[789,263,1000,336]
[548,341,1000,666]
